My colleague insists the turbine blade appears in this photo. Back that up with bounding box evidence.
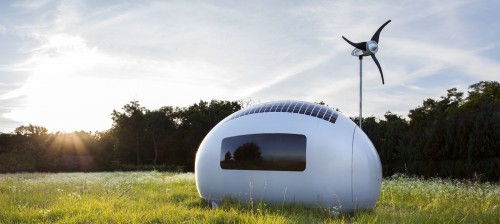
[371,20,391,43]
[371,54,385,84]
[342,36,367,51]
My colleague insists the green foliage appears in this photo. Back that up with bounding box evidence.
[0,130,113,172]
[107,99,241,171]
[0,172,498,223]
[0,81,498,181]
[376,174,500,223]
[111,100,148,165]
[175,100,241,171]
[14,124,48,137]
[0,99,241,173]
[360,80,500,180]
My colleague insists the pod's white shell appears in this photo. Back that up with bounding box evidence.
[195,101,382,212]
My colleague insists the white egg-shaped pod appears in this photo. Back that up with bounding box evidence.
[195,100,382,212]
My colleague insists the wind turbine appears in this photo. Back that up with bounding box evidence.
[342,20,391,129]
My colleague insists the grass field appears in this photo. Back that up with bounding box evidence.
[0,172,498,223]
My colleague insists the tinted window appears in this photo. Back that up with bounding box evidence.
[220,133,306,171]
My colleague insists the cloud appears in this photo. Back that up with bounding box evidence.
[385,37,500,82]
[0,24,6,35]
[0,0,499,132]
[2,30,242,131]
[11,0,57,10]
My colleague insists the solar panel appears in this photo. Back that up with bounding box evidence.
[317,107,326,118]
[310,106,321,117]
[323,111,333,121]
[243,109,251,116]
[298,104,308,114]
[304,105,315,115]
[258,103,269,113]
[275,102,285,112]
[281,102,290,112]
[226,101,338,124]
[285,102,294,112]
[248,107,257,115]
[264,103,272,112]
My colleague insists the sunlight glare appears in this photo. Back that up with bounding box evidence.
[4,34,118,132]
[3,33,236,132]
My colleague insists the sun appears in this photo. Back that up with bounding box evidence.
[4,34,115,132]
[3,32,233,133]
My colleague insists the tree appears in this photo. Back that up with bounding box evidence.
[145,107,177,165]
[379,112,409,175]
[111,100,147,165]
[14,124,48,137]
[176,100,241,171]
[463,81,499,109]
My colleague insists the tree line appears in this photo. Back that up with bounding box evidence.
[361,81,499,181]
[0,81,498,180]
[0,100,241,172]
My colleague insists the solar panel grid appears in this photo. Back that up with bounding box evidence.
[226,101,337,124]
[317,108,326,118]
[298,104,308,114]
[285,102,294,112]
[292,103,302,113]
[304,105,315,115]
[275,102,284,112]
[310,106,321,117]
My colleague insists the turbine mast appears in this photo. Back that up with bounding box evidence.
[342,20,391,129]
[359,56,363,129]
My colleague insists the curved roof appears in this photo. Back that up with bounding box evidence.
[225,100,339,124]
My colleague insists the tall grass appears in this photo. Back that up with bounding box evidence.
[0,172,498,223]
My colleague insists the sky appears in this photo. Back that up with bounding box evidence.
[0,0,499,133]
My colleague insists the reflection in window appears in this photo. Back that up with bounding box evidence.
[220,133,306,171]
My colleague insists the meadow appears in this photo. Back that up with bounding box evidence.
[0,172,498,223]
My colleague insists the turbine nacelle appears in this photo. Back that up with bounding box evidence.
[351,40,378,57]
[366,41,379,54]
